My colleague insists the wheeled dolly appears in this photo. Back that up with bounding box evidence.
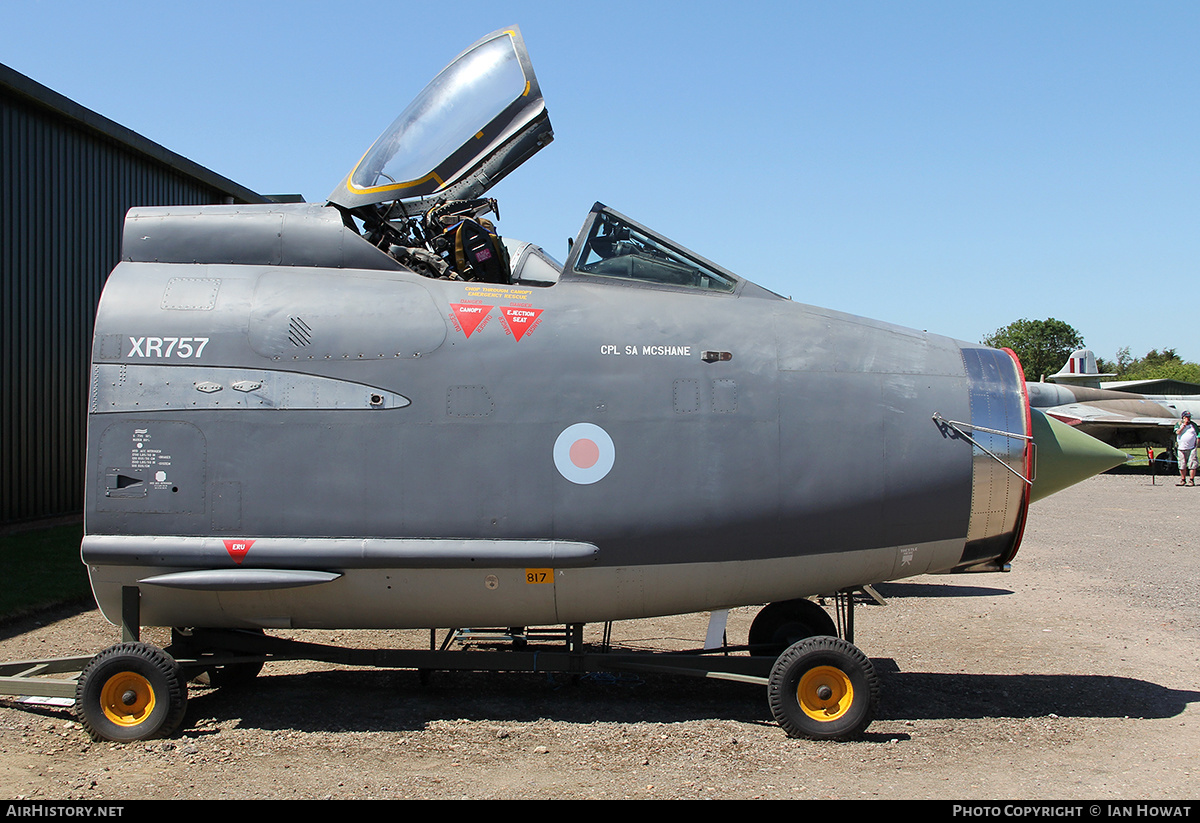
[1,587,880,742]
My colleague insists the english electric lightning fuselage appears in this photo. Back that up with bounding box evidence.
[83,26,1122,636]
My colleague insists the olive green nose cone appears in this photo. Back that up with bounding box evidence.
[1029,408,1129,503]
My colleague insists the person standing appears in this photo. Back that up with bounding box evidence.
[1175,411,1198,486]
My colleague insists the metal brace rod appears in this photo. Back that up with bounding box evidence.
[932,413,1033,486]
[931,413,1031,441]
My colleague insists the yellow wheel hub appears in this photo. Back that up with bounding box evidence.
[99,672,156,727]
[797,665,854,722]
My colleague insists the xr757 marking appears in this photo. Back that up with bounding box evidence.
[128,337,210,358]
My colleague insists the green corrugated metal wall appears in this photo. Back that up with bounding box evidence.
[2,76,259,523]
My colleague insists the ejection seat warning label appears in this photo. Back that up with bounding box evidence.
[500,307,543,341]
[525,569,552,584]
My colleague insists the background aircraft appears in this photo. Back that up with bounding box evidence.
[1029,349,1191,449]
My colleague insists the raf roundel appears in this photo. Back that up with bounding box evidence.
[553,423,615,485]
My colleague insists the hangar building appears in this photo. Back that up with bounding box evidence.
[2,63,266,524]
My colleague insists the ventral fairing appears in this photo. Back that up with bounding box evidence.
[76,26,1126,743]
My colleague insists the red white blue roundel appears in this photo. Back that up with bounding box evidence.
[554,423,615,484]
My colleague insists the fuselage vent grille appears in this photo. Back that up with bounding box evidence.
[289,317,312,347]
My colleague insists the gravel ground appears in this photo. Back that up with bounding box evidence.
[1,473,1197,800]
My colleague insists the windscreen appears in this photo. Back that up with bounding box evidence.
[574,210,738,293]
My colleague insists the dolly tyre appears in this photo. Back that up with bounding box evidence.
[749,598,838,655]
[75,643,188,742]
[174,628,267,688]
[768,636,879,740]
[196,660,264,688]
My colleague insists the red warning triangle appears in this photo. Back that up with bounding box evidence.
[451,303,493,338]
[500,306,544,341]
[223,539,255,565]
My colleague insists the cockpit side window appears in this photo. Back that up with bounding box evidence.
[504,238,564,286]
[516,247,562,286]
[574,211,737,293]
[504,239,562,286]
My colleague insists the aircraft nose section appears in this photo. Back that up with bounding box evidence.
[1029,408,1128,503]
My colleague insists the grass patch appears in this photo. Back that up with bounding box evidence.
[0,522,92,619]
[1122,450,1153,467]
[1104,448,1178,476]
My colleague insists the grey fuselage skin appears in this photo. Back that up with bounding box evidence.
[83,202,1031,630]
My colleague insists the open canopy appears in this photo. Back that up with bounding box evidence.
[328,26,552,211]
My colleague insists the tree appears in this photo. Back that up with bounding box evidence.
[1106,348,1200,384]
[1095,346,1133,376]
[981,318,1084,382]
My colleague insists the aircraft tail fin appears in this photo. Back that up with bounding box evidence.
[1046,349,1115,388]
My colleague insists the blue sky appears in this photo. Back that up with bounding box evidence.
[4,1,1197,368]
